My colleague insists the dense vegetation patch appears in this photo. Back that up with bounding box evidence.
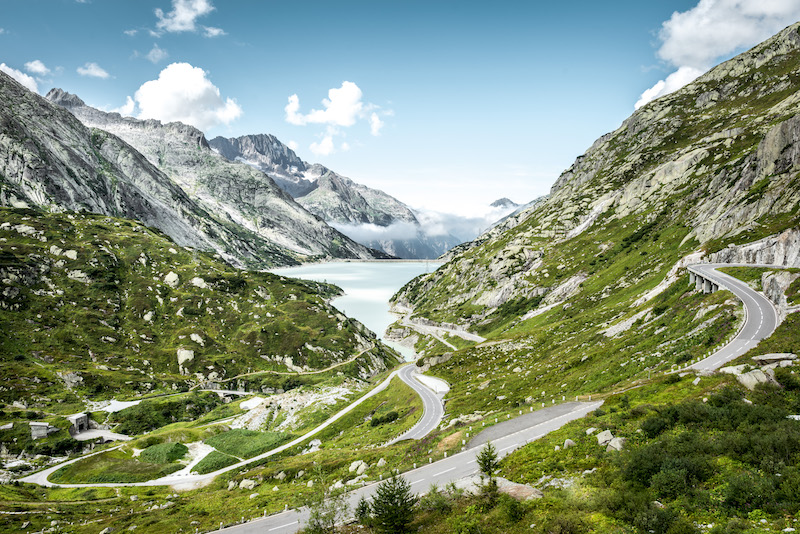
[204,429,292,459]
[110,392,224,435]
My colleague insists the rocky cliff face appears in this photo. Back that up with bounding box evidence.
[393,22,800,331]
[43,88,381,264]
[209,134,314,197]
[0,72,304,267]
[209,133,462,258]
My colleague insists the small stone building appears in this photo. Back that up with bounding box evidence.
[29,422,57,439]
[67,413,90,435]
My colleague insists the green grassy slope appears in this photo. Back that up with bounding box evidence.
[0,207,398,411]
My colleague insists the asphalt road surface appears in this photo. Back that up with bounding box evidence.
[210,401,603,534]
[386,364,446,445]
[688,263,779,371]
[20,364,442,489]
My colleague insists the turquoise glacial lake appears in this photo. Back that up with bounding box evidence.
[272,261,440,360]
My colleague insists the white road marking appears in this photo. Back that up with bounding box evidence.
[433,467,455,476]
[269,521,297,531]
[411,479,426,485]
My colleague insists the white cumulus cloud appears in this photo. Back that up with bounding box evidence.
[309,135,335,156]
[286,81,364,127]
[636,0,800,109]
[111,96,136,116]
[286,81,392,154]
[203,26,226,37]
[287,140,299,151]
[134,62,242,131]
[77,62,110,79]
[124,29,138,37]
[634,66,705,109]
[146,43,168,63]
[24,59,50,76]
[155,0,217,34]
[369,112,384,136]
[0,63,38,93]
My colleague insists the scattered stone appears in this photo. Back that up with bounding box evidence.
[64,250,78,260]
[554,445,560,451]
[164,271,180,288]
[272,486,279,492]
[296,470,305,478]
[239,479,257,490]
[143,311,153,322]
[275,471,287,481]
[607,437,626,452]
[596,430,614,446]
[58,371,83,389]
[177,348,194,375]
[563,439,576,449]
[736,369,771,390]
[99,528,112,534]
[130,495,138,502]
[67,270,90,283]
[692,377,701,386]
[303,439,322,454]
[307,480,314,488]
[190,333,205,347]
[190,277,208,289]
[752,353,797,364]
[349,460,366,473]
[585,427,597,435]
[249,493,259,499]
[376,458,387,468]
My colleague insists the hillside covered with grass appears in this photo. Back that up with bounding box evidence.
[0,207,399,412]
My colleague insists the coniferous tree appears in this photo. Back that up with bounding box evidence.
[370,475,417,534]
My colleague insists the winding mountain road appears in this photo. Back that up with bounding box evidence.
[688,263,780,371]
[210,400,603,534]
[20,365,445,489]
[386,364,446,445]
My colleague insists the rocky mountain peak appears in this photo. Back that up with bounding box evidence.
[44,88,85,108]
[209,133,307,172]
[491,198,519,209]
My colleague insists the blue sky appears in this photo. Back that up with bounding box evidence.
[2,0,800,219]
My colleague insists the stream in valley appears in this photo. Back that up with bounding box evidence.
[273,260,441,360]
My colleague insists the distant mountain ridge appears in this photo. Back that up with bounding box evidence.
[209,133,463,259]
[41,87,383,265]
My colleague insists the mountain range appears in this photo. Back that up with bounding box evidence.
[2,18,800,534]
[208,134,464,259]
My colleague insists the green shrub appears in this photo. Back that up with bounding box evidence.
[723,472,772,511]
[542,512,587,534]
[370,411,399,427]
[418,484,451,514]
[500,494,525,523]
[641,415,671,438]
[139,442,188,464]
[204,429,290,459]
[191,451,238,475]
[775,368,800,391]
